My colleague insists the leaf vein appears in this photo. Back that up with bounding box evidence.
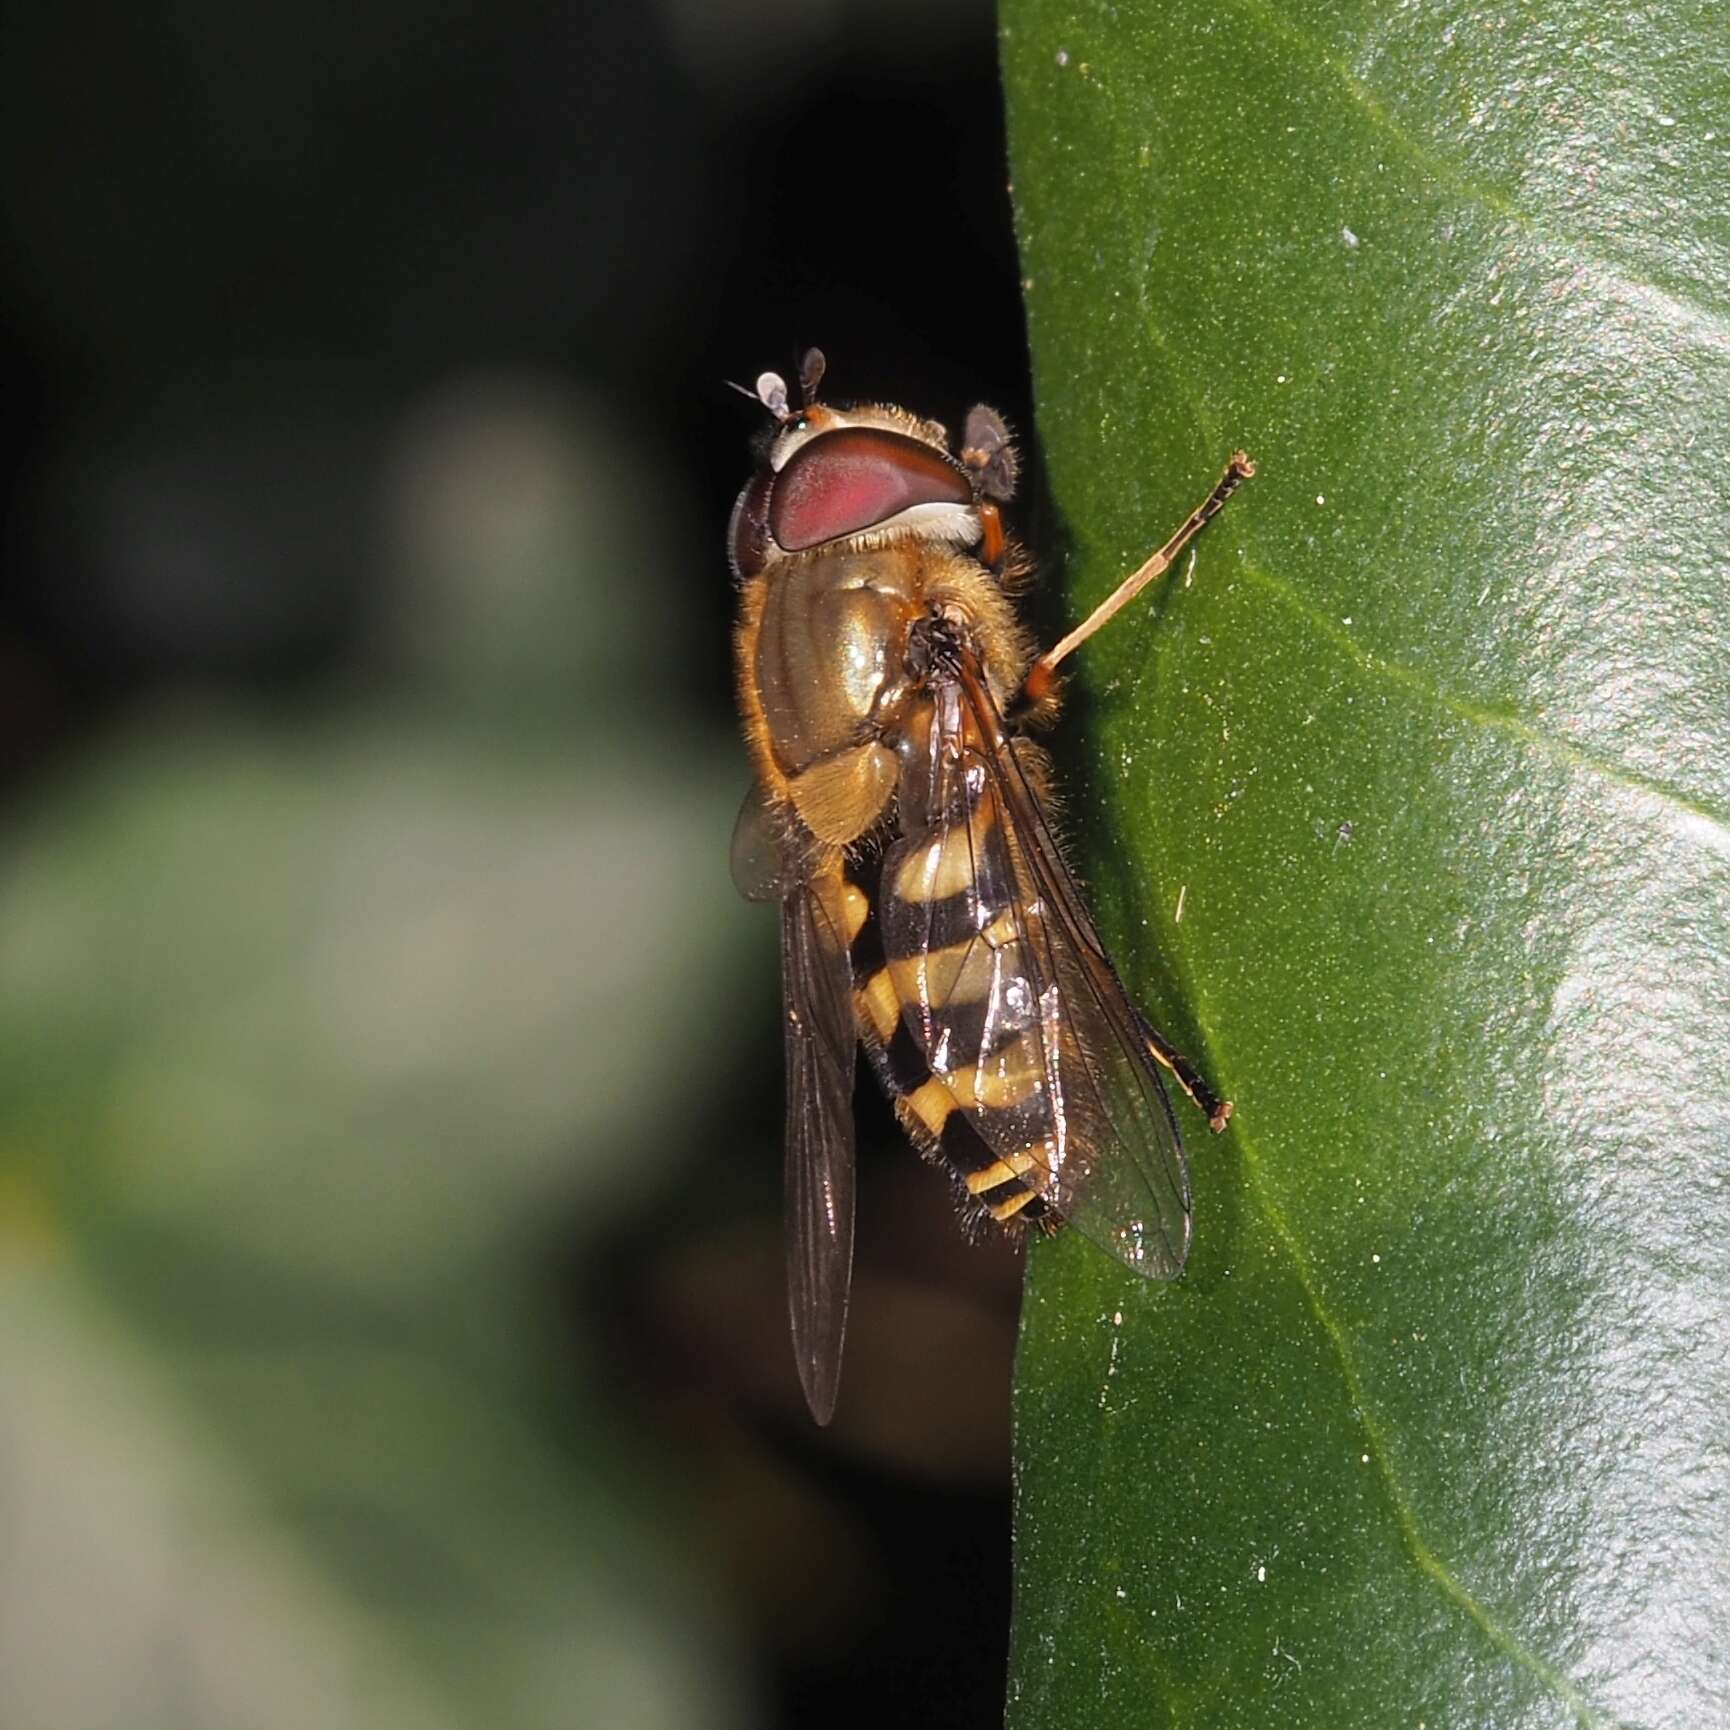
[1217,1103,1630,1729]
[1235,557,1730,857]
[1218,0,1730,350]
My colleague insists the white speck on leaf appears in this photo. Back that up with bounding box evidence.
[1342,225,1360,249]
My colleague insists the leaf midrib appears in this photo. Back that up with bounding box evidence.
[1205,1086,1622,1729]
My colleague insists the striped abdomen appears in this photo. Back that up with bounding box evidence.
[832,837,1055,1233]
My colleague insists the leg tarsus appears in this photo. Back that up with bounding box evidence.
[1136,1008,1234,1134]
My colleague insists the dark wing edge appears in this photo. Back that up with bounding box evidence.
[780,880,860,1423]
[958,659,1193,1278]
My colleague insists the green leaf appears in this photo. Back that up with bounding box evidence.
[1000,4,1730,1727]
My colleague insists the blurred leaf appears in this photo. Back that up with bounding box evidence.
[378,379,692,715]
[0,708,756,1730]
[1001,3,1729,1727]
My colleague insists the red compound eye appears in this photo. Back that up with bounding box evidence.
[728,470,773,577]
[769,427,972,551]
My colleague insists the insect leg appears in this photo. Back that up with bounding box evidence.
[1133,1008,1234,1134]
[1021,452,1255,706]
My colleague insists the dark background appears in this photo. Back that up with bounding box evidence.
[0,4,1041,1726]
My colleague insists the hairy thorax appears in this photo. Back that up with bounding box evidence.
[742,541,1029,848]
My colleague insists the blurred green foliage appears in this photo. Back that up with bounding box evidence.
[0,384,757,1730]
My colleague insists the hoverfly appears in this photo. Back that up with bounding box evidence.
[730,348,1252,1423]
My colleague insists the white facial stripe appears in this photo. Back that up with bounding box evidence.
[856,501,982,546]
[757,499,982,564]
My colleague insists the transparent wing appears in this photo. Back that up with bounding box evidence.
[779,877,859,1422]
[730,781,785,903]
[880,660,1191,1278]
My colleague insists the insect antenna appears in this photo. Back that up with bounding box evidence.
[798,346,827,405]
